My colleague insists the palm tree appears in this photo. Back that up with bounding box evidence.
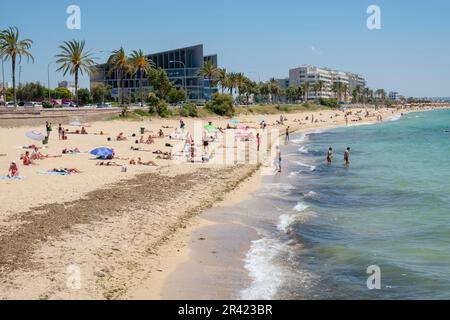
[107,47,131,106]
[342,83,349,102]
[55,39,96,106]
[217,68,227,94]
[197,60,218,100]
[332,81,343,101]
[130,49,154,107]
[0,26,34,107]
[302,82,311,102]
[313,81,324,101]
[236,73,248,102]
[226,72,239,97]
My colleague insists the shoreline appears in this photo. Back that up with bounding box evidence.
[0,106,445,299]
[136,107,429,300]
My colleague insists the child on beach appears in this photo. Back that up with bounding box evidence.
[7,162,19,178]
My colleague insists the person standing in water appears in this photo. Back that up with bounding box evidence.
[327,147,333,165]
[344,147,351,166]
[276,146,282,173]
[285,126,290,143]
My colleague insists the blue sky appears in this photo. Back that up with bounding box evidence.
[1,0,449,97]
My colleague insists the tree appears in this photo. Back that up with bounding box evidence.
[168,88,187,104]
[302,82,311,102]
[107,47,131,106]
[217,68,227,94]
[205,93,235,117]
[236,73,248,102]
[130,49,154,107]
[148,68,173,100]
[197,60,218,100]
[225,72,239,97]
[55,40,96,106]
[77,88,91,105]
[17,82,45,101]
[0,26,34,107]
[52,87,73,99]
[313,80,325,100]
[91,83,111,104]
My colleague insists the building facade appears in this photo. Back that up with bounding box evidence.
[289,65,366,101]
[90,44,218,102]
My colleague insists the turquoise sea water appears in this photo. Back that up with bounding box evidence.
[241,109,450,300]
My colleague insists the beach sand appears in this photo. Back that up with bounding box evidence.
[0,105,433,299]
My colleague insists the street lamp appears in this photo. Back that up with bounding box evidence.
[1,58,5,106]
[47,61,56,103]
[169,60,187,95]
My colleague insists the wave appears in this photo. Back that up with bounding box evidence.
[241,237,287,300]
[298,146,309,154]
[389,114,402,122]
[291,134,307,145]
[293,160,316,172]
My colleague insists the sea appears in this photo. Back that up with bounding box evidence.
[232,109,450,300]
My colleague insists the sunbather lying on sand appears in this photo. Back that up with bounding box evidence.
[62,148,81,154]
[96,161,122,167]
[49,168,81,174]
[156,153,172,160]
[31,147,62,160]
[137,157,158,166]
[117,133,128,141]
[130,147,152,152]
[7,161,19,178]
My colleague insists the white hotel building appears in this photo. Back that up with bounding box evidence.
[289,65,366,101]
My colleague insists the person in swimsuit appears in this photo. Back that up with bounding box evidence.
[344,147,351,166]
[7,162,19,178]
[327,147,333,165]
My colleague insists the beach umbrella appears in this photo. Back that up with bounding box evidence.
[204,124,218,132]
[26,131,46,141]
[90,147,113,159]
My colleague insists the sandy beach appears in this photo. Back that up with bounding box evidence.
[0,105,440,300]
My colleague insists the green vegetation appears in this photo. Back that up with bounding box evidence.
[318,98,340,108]
[55,39,96,105]
[205,93,235,117]
[179,103,198,117]
[0,26,34,107]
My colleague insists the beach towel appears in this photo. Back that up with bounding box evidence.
[0,176,25,180]
[39,171,70,176]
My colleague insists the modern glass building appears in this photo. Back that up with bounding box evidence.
[90,44,218,102]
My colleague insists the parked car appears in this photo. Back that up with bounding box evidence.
[24,102,42,108]
[97,102,112,108]
[5,101,15,108]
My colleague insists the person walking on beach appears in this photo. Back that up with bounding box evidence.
[256,133,261,152]
[58,124,63,140]
[344,147,351,166]
[45,122,52,138]
[276,146,282,173]
[327,147,333,165]
[285,126,290,143]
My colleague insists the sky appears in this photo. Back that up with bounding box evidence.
[1,0,449,97]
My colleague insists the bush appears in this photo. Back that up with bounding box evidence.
[179,103,198,117]
[42,101,53,109]
[318,98,340,108]
[205,93,235,117]
[134,109,149,117]
[156,100,172,118]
